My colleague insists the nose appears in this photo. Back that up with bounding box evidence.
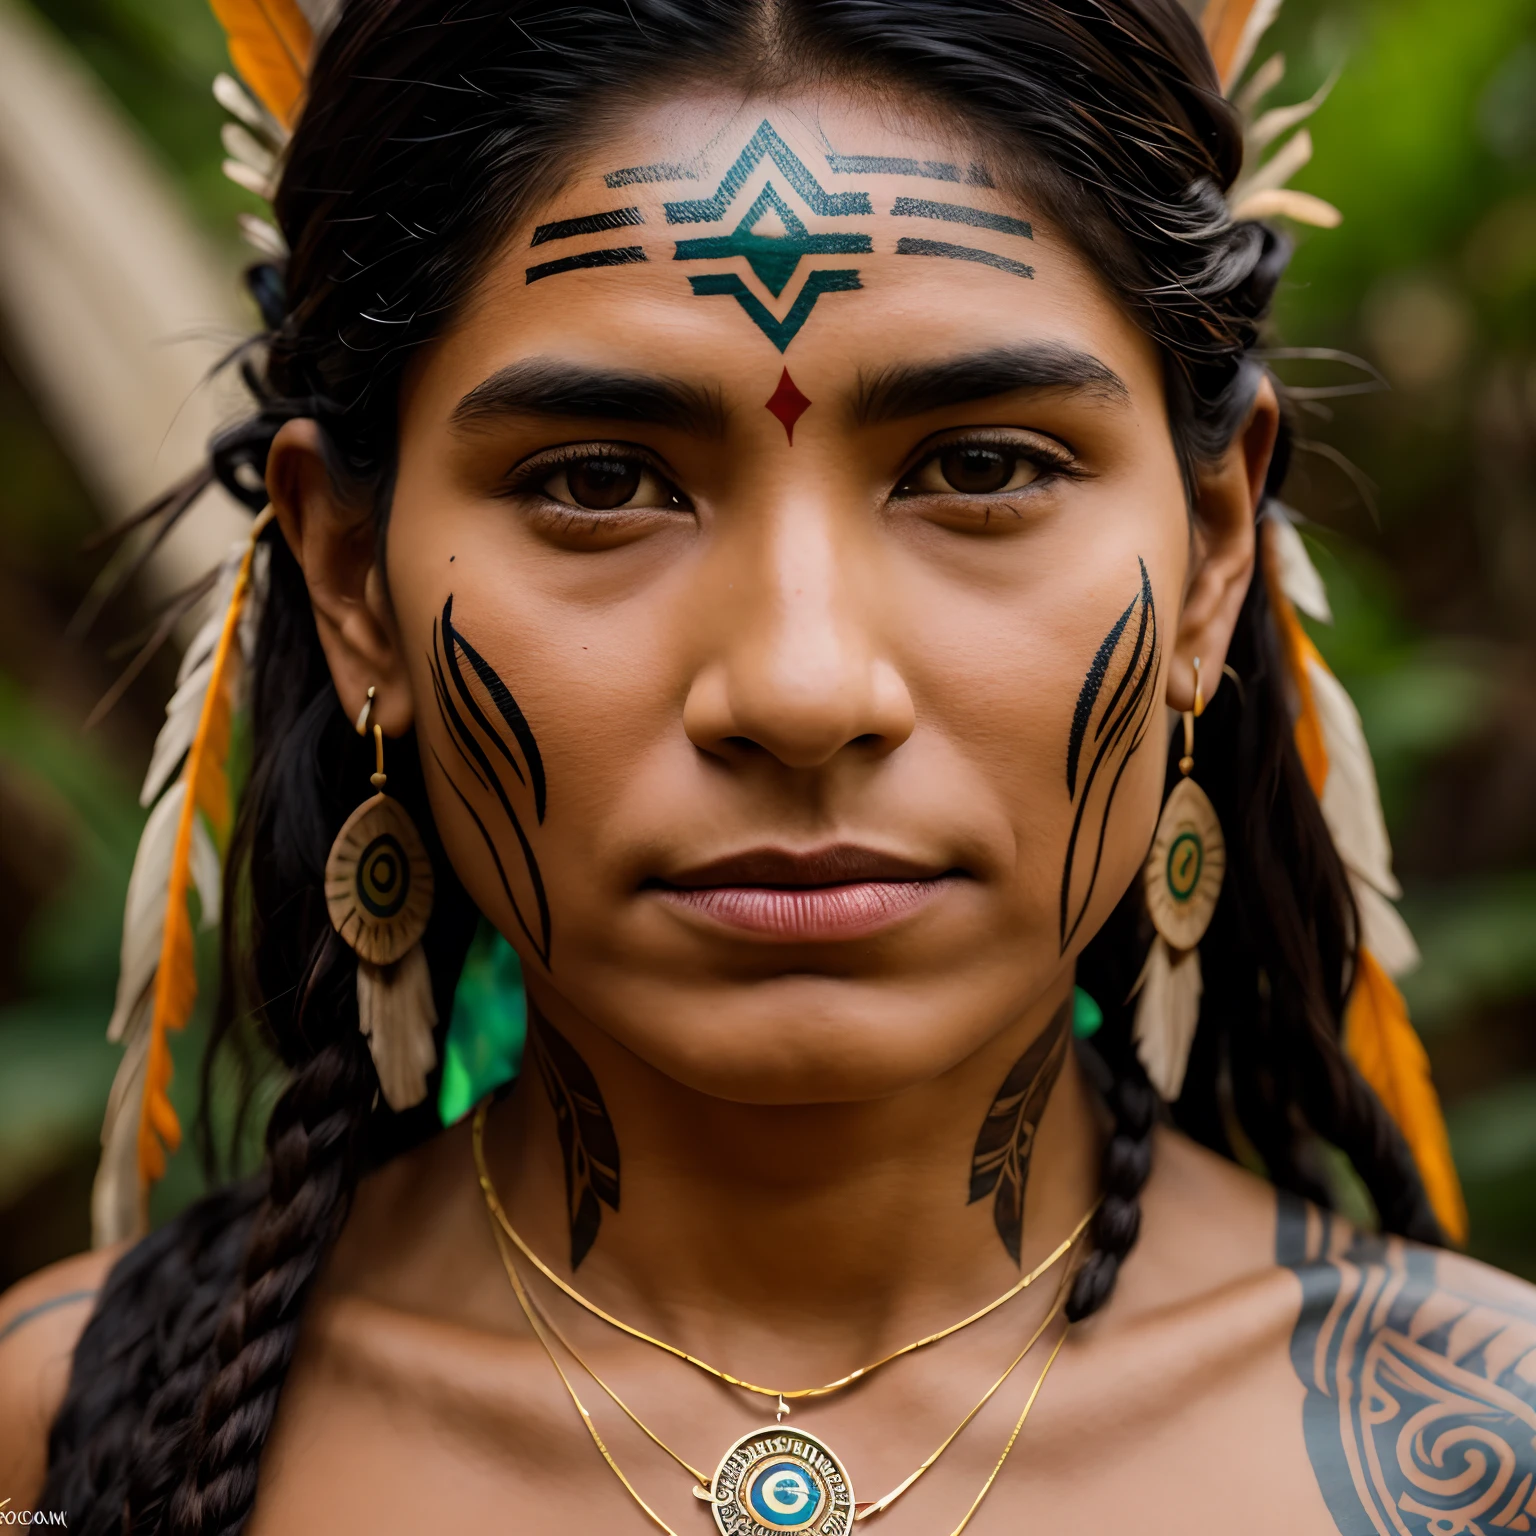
[683,507,916,771]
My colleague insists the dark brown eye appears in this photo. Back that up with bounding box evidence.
[562,457,641,509]
[939,446,1014,493]
[900,441,1045,498]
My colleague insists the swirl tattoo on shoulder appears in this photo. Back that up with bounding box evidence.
[1279,1193,1536,1535]
[428,595,552,967]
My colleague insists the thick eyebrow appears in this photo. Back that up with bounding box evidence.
[853,343,1128,425]
[451,358,726,436]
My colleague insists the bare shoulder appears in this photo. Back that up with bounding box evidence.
[1275,1192,1536,1533]
[0,1246,123,1503]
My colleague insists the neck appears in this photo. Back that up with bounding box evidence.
[482,981,1101,1380]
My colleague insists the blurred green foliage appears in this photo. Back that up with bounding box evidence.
[1,0,1534,1284]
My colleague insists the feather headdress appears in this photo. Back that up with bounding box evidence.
[1264,515,1468,1244]
[209,0,343,256]
[90,0,346,1246]
[1201,0,1343,229]
[93,511,272,1244]
[1199,0,1465,1241]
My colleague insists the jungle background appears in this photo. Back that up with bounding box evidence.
[1,0,1534,1288]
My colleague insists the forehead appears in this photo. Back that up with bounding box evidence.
[413,93,1160,414]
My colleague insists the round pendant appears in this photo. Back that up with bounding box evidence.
[705,1426,855,1536]
[1143,775,1225,952]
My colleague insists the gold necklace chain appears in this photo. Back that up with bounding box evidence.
[486,1212,1073,1525]
[472,1099,1093,1406]
[472,1098,1084,1536]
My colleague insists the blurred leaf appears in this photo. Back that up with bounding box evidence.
[1400,873,1536,1030]
[1448,1076,1536,1180]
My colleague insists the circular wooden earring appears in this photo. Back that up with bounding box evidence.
[1144,679,1225,952]
[325,712,434,964]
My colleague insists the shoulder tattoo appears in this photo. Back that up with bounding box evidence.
[1278,1192,1536,1534]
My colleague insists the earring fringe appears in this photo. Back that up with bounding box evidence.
[358,948,439,1111]
[1132,936,1204,1103]
[92,511,272,1246]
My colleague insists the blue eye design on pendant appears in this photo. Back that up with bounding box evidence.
[747,1461,824,1529]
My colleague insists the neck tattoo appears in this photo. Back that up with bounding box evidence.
[970,998,1072,1264]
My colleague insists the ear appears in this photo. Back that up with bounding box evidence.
[1166,375,1280,713]
[266,419,414,734]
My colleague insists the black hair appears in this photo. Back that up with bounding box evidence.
[40,1,1441,1528]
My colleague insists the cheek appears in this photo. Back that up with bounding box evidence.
[898,533,1175,956]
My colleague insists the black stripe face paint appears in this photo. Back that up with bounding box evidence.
[1059,559,1160,953]
[893,237,1034,280]
[429,596,553,968]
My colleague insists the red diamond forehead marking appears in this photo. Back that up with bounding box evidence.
[764,368,812,444]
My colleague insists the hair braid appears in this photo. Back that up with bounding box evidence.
[1067,1060,1157,1322]
[167,1017,375,1536]
[38,1181,264,1533]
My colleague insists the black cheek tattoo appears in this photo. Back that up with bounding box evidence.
[969,998,1072,1266]
[1278,1194,1536,1533]
[428,594,552,968]
[529,1005,620,1270]
[1059,557,1160,954]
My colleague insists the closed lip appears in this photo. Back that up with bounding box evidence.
[648,845,961,941]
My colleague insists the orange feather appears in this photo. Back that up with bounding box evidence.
[1265,546,1330,796]
[1346,948,1469,1245]
[209,0,314,130]
[135,533,261,1197]
[1201,0,1272,92]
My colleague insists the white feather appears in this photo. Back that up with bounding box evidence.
[223,157,276,202]
[1268,508,1334,623]
[357,946,439,1111]
[1354,878,1422,978]
[1232,126,1314,205]
[191,813,222,930]
[1234,52,1286,116]
[295,0,345,40]
[212,71,286,146]
[1248,71,1338,154]
[238,540,271,668]
[1225,0,1285,91]
[107,781,186,1043]
[140,542,247,808]
[92,1020,151,1246]
[1132,936,1203,1102]
[1308,655,1401,902]
[237,213,288,261]
[221,122,276,180]
[1234,187,1343,228]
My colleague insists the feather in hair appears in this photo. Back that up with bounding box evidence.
[92,512,272,1244]
[1234,187,1342,228]
[213,71,285,146]
[208,0,314,131]
[1346,949,1468,1244]
[1202,0,1283,92]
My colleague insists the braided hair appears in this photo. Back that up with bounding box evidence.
[41,0,1440,1526]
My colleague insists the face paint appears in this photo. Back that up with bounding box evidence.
[763,368,812,443]
[429,595,552,967]
[663,120,873,351]
[525,246,648,285]
[1059,558,1160,954]
[893,237,1034,280]
[531,207,645,245]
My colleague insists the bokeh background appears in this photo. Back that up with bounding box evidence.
[1,0,1533,1289]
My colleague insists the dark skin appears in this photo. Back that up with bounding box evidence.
[6,94,1535,1535]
